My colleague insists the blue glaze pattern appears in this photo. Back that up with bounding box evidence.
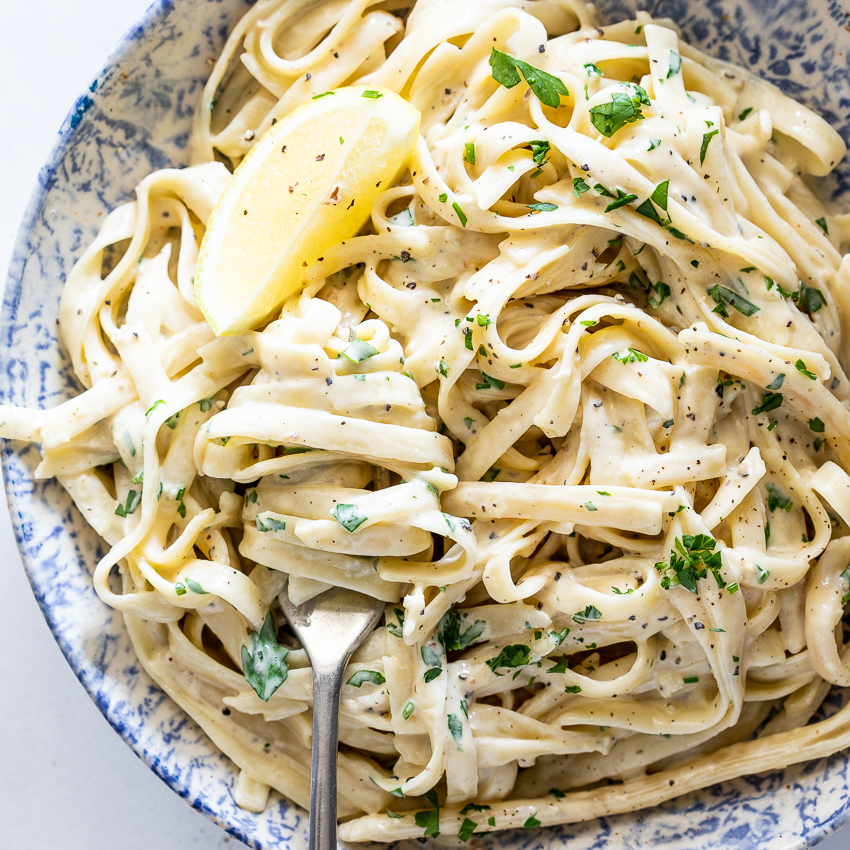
[1,1,849,848]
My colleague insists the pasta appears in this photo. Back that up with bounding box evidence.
[5,0,850,839]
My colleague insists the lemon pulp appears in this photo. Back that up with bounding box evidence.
[196,86,421,335]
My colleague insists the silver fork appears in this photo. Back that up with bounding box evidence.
[278,581,386,850]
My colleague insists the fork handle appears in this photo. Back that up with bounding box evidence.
[309,657,349,850]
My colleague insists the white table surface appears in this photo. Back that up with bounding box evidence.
[0,2,848,848]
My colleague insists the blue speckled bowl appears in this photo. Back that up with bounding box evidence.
[3,0,850,847]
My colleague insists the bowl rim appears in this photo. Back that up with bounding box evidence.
[3,0,850,848]
[0,1,264,844]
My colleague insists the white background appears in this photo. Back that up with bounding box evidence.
[0,1,847,848]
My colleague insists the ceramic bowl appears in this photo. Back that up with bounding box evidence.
[3,0,850,847]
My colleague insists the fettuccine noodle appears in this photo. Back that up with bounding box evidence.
[5,0,850,839]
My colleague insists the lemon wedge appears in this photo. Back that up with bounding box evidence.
[195,86,421,335]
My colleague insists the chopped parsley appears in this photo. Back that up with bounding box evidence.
[738,107,753,121]
[589,85,651,136]
[413,790,441,838]
[524,812,542,828]
[708,283,760,318]
[573,177,590,197]
[765,482,793,512]
[795,359,817,380]
[650,179,669,210]
[438,609,485,652]
[756,564,770,585]
[361,90,383,99]
[648,138,661,151]
[573,605,602,624]
[655,533,725,594]
[346,670,386,688]
[527,202,558,212]
[486,644,531,673]
[700,129,719,166]
[476,371,505,390]
[751,392,783,416]
[464,142,476,165]
[452,202,468,227]
[341,339,379,362]
[333,503,368,532]
[612,348,649,364]
[447,713,463,748]
[386,607,405,638]
[438,357,449,378]
[241,611,290,702]
[402,700,415,720]
[145,399,165,417]
[809,417,825,432]
[815,217,829,235]
[115,489,142,518]
[256,515,286,533]
[604,190,638,212]
[667,50,682,77]
[458,818,478,841]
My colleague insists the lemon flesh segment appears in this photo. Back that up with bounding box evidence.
[196,86,421,336]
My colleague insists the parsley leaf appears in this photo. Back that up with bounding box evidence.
[333,503,368,532]
[650,179,670,211]
[751,392,783,416]
[809,417,825,433]
[707,283,760,318]
[386,607,405,638]
[765,482,793,512]
[458,817,478,841]
[604,191,638,212]
[413,790,441,837]
[241,611,290,702]
[667,50,682,77]
[447,713,463,748]
[572,177,590,197]
[527,202,558,212]
[589,86,650,136]
[452,202,467,227]
[573,605,602,624]
[486,644,531,673]
[402,700,415,720]
[815,217,829,235]
[528,139,550,166]
[795,359,817,380]
[341,339,379,362]
[524,812,542,828]
[464,142,476,165]
[346,670,386,688]
[476,371,505,390]
[256,515,286,533]
[489,49,569,107]
[438,609,485,652]
[114,489,142,518]
[612,348,649,364]
[700,129,719,166]
[648,281,671,309]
